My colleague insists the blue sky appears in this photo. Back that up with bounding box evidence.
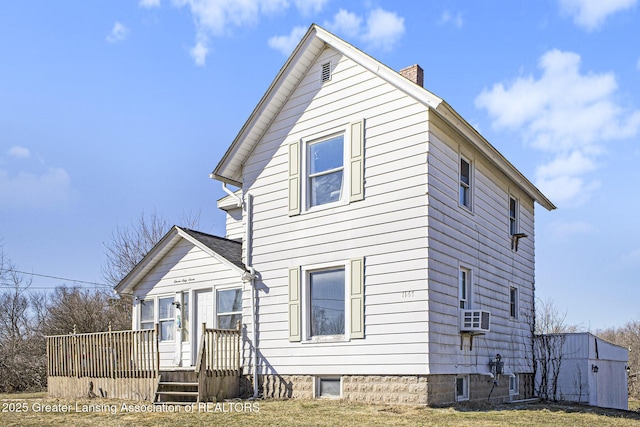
[1,0,638,331]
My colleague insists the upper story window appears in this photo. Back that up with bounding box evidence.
[308,135,344,207]
[509,197,518,235]
[459,267,470,309]
[288,121,364,216]
[459,158,471,209]
[140,300,154,330]
[216,288,242,329]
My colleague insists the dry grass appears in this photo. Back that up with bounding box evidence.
[1,393,639,427]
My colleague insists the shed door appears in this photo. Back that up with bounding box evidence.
[193,290,213,365]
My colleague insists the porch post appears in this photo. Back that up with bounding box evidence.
[154,323,160,374]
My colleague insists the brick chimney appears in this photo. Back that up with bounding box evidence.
[399,64,424,88]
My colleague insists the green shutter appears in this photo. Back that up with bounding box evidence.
[350,257,365,339]
[288,141,301,216]
[288,266,301,342]
[349,120,365,202]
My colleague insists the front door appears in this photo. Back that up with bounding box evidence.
[193,289,213,365]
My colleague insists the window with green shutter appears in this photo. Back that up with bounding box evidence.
[288,121,364,216]
[288,258,365,342]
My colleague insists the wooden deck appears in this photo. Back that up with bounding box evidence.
[46,323,243,401]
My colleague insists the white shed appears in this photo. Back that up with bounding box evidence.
[535,332,628,410]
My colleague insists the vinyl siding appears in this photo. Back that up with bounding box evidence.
[235,46,538,378]
[131,239,244,368]
[425,111,535,376]
[242,47,431,375]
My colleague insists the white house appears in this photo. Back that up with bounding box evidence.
[207,24,556,405]
[535,333,629,410]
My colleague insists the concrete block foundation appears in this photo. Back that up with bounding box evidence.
[255,373,533,406]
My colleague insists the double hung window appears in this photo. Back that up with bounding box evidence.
[309,268,345,337]
[308,136,344,207]
[217,288,242,329]
[459,268,470,309]
[288,258,364,342]
[288,121,364,216]
[460,158,471,208]
[158,296,175,341]
[140,300,154,330]
[509,197,518,235]
[510,287,518,318]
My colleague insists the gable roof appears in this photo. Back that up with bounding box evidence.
[211,24,555,211]
[114,226,244,295]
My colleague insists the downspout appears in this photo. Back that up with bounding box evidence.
[221,182,243,208]
[220,182,258,398]
[243,192,259,399]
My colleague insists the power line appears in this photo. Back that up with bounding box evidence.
[11,270,112,287]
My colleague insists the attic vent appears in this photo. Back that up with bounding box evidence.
[321,62,331,82]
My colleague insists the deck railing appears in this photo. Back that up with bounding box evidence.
[195,322,242,374]
[46,326,159,379]
[195,322,242,402]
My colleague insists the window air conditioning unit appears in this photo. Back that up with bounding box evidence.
[460,310,491,334]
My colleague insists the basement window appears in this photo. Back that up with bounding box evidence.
[321,62,332,83]
[316,377,341,398]
[456,376,469,401]
[509,374,519,395]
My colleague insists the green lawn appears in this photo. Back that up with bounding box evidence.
[1,393,639,426]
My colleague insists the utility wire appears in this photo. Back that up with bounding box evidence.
[10,270,112,287]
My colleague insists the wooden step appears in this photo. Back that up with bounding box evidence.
[157,401,196,406]
[158,381,198,387]
[156,390,198,396]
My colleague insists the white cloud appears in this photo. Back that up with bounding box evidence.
[267,26,307,56]
[140,0,161,8]
[559,0,638,31]
[106,22,130,43]
[173,1,405,63]
[0,168,72,210]
[322,7,405,53]
[7,146,30,159]
[294,0,328,16]
[439,10,464,28]
[476,49,640,207]
[325,9,362,38]
[361,8,405,52]
[190,38,209,66]
[173,0,290,65]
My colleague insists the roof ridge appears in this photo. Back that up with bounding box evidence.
[178,226,241,245]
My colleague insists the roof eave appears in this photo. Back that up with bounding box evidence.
[114,226,246,295]
[114,226,182,295]
[212,24,323,185]
[434,102,556,211]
